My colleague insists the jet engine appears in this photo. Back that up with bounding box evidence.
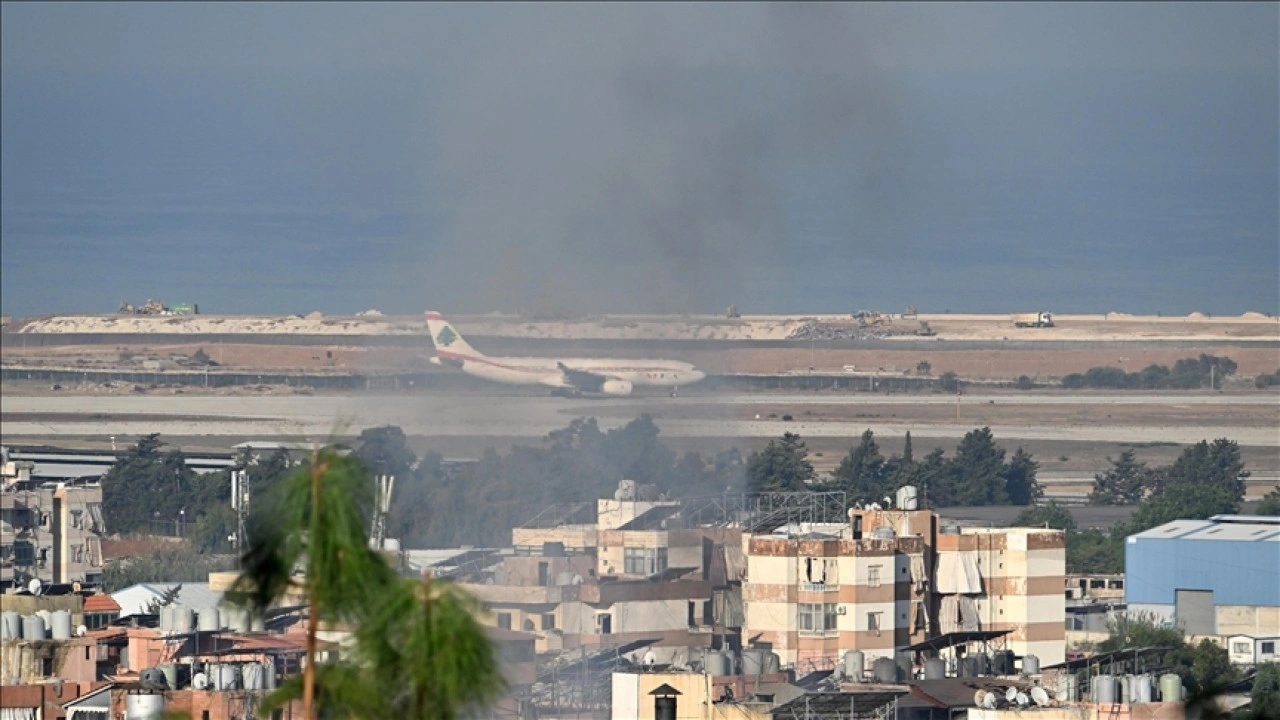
[601,379,634,396]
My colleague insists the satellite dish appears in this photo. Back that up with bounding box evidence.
[1005,687,1019,702]
[27,579,42,596]
[974,690,987,707]
[193,673,209,690]
[1016,692,1030,707]
[1031,687,1051,707]
[643,651,657,667]
[76,625,88,637]
[983,693,998,709]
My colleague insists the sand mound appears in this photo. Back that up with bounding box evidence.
[1240,311,1271,319]
[1186,312,1207,319]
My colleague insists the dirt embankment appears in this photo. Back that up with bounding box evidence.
[13,311,1280,343]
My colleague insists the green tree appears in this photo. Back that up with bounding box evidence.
[1189,639,1237,699]
[1012,500,1076,531]
[1003,447,1042,506]
[1066,529,1123,574]
[747,433,815,493]
[915,360,931,376]
[1121,482,1240,537]
[1089,450,1151,506]
[1250,663,1280,719]
[1163,438,1249,501]
[1014,375,1035,390]
[1257,486,1280,516]
[102,434,198,536]
[233,449,502,719]
[949,427,1008,505]
[915,448,950,507]
[833,430,889,502]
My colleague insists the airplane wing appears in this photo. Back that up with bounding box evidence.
[556,362,633,395]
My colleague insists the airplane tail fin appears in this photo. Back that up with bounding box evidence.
[425,312,482,358]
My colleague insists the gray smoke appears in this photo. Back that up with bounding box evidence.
[420,4,911,315]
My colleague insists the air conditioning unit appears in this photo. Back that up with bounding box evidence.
[836,606,847,616]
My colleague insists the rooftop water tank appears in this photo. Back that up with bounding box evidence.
[992,650,1014,676]
[383,538,401,552]
[1,611,22,640]
[171,606,194,634]
[843,651,865,682]
[242,663,265,690]
[158,664,178,690]
[1132,674,1153,703]
[264,660,278,690]
[225,607,250,633]
[125,693,165,720]
[51,610,73,640]
[1055,673,1079,702]
[704,650,731,677]
[925,658,946,679]
[22,614,46,640]
[872,657,897,684]
[896,486,919,510]
[742,648,767,676]
[1022,654,1040,675]
[250,614,266,633]
[1093,675,1117,704]
[197,607,221,632]
[765,652,781,674]
[1159,674,1182,702]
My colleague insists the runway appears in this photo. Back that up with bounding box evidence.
[2,391,1277,447]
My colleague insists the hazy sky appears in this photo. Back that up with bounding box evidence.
[2,3,1276,316]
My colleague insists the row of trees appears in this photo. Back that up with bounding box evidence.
[1013,438,1255,574]
[747,428,1042,507]
[1061,354,1237,389]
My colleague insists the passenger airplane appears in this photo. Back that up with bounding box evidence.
[426,312,706,396]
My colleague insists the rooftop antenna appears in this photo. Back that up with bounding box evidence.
[231,470,249,564]
[370,475,395,550]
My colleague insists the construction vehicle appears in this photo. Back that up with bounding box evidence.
[852,310,888,328]
[915,321,936,337]
[1012,312,1054,328]
[726,304,740,318]
[904,305,919,318]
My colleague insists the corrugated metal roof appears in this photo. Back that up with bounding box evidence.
[1133,517,1280,543]
[111,582,224,617]
[1131,519,1213,540]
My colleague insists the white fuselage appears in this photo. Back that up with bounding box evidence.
[436,350,704,389]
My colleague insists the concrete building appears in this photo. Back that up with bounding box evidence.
[1,473,107,591]
[743,509,1066,672]
[459,493,745,665]
[1125,515,1280,638]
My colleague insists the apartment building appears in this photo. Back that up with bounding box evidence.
[1,473,107,591]
[742,507,1066,672]
[461,493,745,665]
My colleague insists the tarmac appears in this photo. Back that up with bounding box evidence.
[2,391,1276,447]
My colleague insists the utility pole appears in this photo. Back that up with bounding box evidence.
[231,470,248,561]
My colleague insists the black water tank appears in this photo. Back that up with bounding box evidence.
[655,697,677,720]
[992,650,1014,676]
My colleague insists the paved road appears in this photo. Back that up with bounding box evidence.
[2,392,1276,446]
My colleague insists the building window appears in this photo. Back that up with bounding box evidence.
[596,614,612,635]
[496,613,512,630]
[867,565,881,588]
[541,613,555,630]
[867,612,882,635]
[1262,641,1275,655]
[623,547,668,575]
[1233,642,1252,654]
[799,603,838,635]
